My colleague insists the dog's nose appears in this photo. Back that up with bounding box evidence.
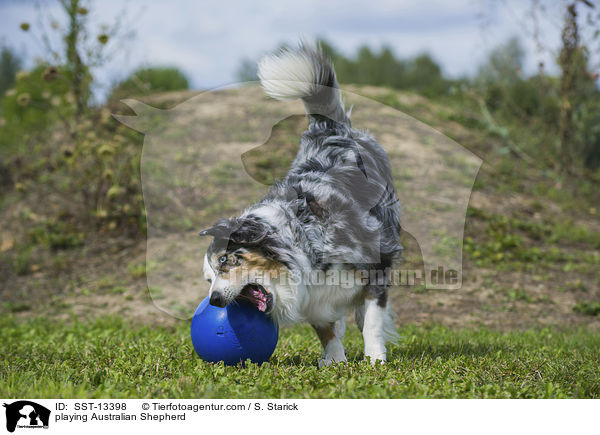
[209,292,226,308]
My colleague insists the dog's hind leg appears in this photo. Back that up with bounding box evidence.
[312,322,347,367]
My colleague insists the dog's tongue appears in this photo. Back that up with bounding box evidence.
[250,288,267,312]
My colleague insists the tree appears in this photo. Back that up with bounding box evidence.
[0,46,21,103]
[63,0,91,120]
[2,0,144,235]
[239,39,449,97]
[477,36,525,85]
[18,0,132,121]
[378,46,405,89]
[405,54,447,96]
[486,1,600,171]
[235,58,258,82]
[557,0,596,171]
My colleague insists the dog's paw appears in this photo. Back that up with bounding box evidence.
[362,353,387,365]
[318,337,347,368]
[318,354,348,368]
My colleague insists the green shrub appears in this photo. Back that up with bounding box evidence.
[0,64,73,152]
[53,116,146,234]
[573,301,600,317]
[0,0,146,242]
[109,67,189,101]
[13,246,32,276]
[28,220,85,250]
[578,95,600,170]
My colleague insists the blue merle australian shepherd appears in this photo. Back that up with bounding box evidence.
[200,42,402,365]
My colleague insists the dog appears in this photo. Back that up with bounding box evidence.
[200,42,401,365]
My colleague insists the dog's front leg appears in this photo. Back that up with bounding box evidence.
[362,297,387,364]
[312,321,347,367]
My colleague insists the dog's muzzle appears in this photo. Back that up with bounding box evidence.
[238,284,274,313]
[209,285,274,313]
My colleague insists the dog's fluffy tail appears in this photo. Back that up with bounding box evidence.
[258,42,349,125]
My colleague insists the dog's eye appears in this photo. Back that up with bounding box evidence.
[218,255,228,265]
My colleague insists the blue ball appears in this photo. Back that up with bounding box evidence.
[190,296,279,365]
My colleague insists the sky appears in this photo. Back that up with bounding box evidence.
[0,0,582,100]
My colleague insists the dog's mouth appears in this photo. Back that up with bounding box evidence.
[237,284,273,313]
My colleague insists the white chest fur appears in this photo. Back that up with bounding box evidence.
[270,265,363,327]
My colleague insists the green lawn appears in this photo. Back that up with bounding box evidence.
[1,316,599,398]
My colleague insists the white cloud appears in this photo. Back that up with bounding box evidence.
[0,0,576,99]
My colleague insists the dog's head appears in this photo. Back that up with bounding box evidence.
[200,215,287,313]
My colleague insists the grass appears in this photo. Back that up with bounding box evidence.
[1,316,599,398]
[573,301,600,317]
[464,206,600,272]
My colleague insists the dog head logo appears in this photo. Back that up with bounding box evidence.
[115,83,481,318]
[3,401,50,432]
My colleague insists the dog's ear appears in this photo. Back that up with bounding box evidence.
[199,217,271,246]
[230,217,271,246]
[199,219,233,239]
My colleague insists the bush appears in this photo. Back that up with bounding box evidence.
[109,67,189,101]
[477,36,600,172]
[577,92,600,170]
[573,301,600,317]
[28,220,85,250]
[0,0,146,242]
[0,66,145,237]
[49,114,146,235]
[0,64,73,152]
